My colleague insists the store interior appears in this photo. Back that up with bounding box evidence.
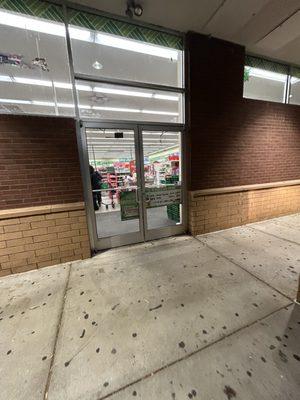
[87,128,182,238]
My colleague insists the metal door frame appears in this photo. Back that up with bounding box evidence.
[80,120,186,250]
[138,124,187,242]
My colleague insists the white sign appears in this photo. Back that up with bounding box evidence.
[145,186,182,208]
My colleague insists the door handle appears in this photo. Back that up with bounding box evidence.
[135,187,141,203]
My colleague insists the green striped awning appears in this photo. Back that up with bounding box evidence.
[0,0,63,22]
[67,8,183,50]
[291,66,300,79]
[0,0,183,50]
[245,55,289,75]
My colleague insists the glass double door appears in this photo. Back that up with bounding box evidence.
[83,122,185,250]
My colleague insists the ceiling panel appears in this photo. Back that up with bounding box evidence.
[255,10,300,51]
[202,0,269,40]
[275,36,300,65]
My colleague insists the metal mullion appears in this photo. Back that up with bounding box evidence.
[285,66,292,104]
[133,126,146,242]
[74,73,185,94]
[82,119,185,130]
[136,125,148,240]
[63,4,97,250]
[62,4,79,119]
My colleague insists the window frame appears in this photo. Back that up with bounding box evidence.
[243,55,300,106]
[0,0,186,124]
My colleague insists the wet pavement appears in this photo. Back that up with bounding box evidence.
[0,214,299,400]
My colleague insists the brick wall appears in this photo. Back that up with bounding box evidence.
[186,33,300,191]
[189,184,300,235]
[0,203,90,276]
[0,115,91,275]
[0,115,84,209]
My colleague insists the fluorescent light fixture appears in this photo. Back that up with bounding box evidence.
[95,31,178,60]
[153,94,179,101]
[14,77,52,87]
[94,86,151,98]
[79,104,92,109]
[142,109,179,116]
[291,77,300,85]
[93,86,178,101]
[0,75,12,82]
[0,10,65,36]
[92,106,140,113]
[0,98,31,104]
[0,98,178,116]
[69,26,91,41]
[87,138,177,142]
[54,82,73,89]
[93,105,178,116]
[247,67,287,83]
[0,75,179,102]
[56,103,74,108]
[32,100,55,107]
[76,84,93,91]
[0,10,180,60]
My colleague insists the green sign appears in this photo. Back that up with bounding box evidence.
[120,191,139,221]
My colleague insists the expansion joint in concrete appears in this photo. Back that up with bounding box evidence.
[194,237,294,302]
[43,263,72,400]
[248,225,300,246]
[97,303,292,400]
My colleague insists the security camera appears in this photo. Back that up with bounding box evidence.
[126,1,143,18]
[134,5,143,17]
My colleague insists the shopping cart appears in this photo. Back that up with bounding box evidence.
[99,182,117,210]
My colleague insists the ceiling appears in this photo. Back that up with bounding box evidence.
[86,129,180,160]
[72,0,300,66]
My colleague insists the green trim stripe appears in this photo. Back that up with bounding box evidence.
[0,1,183,50]
[291,66,300,79]
[67,9,183,50]
[245,55,288,75]
[0,0,63,22]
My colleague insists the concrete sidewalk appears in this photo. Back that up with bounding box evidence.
[0,214,299,400]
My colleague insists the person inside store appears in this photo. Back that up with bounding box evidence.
[124,173,135,187]
[89,165,102,210]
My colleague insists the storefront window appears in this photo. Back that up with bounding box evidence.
[244,66,287,103]
[243,56,289,103]
[289,67,300,105]
[75,80,183,123]
[68,9,183,88]
[0,5,74,116]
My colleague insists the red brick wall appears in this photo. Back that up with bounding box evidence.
[187,32,300,190]
[0,115,84,209]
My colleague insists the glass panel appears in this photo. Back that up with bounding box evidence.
[243,66,287,103]
[86,128,141,238]
[69,21,183,88]
[0,8,74,116]
[76,80,183,123]
[142,131,182,230]
[289,76,300,105]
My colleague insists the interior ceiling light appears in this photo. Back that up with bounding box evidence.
[291,77,300,84]
[248,67,287,83]
[92,61,103,70]
[0,75,179,102]
[0,10,178,60]
[0,98,178,115]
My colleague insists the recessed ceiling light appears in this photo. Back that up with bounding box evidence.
[92,61,103,70]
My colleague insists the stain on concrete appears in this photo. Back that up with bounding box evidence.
[224,385,236,399]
